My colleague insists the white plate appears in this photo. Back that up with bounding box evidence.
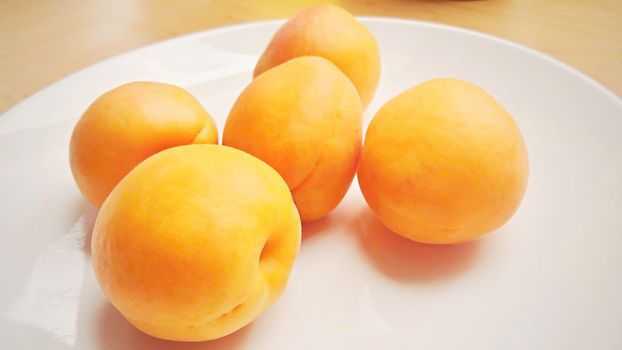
[1,18,622,350]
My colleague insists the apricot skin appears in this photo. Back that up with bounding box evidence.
[358,78,529,244]
[254,4,380,107]
[224,56,362,222]
[69,81,218,208]
[92,144,301,341]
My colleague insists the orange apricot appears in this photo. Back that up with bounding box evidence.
[358,78,529,244]
[254,4,380,107]
[224,56,362,222]
[92,144,301,341]
[69,81,218,207]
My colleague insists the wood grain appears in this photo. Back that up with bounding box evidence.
[1,0,621,113]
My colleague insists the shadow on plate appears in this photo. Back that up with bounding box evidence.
[301,215,333,241]
[95,303,251,350]
[350,207,483,283]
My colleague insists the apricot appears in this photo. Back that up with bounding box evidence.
[358,78,529,244]
[92,144,301,341]
[69,81,218,207]
[254,4,380,107]
[224,56,362,222]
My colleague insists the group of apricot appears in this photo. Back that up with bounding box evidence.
[69,5,528,342]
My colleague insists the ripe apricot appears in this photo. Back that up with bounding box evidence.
[224,56,362,222]
[254,4,380,107]
[358,78,529,244]
[92,144,301,341]
[69,81,218,207]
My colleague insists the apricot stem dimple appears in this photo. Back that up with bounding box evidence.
[191,120,216,144]
[259,239,272,264]
[216,300,245,320]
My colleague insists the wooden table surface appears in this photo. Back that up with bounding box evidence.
[1,0,621,114]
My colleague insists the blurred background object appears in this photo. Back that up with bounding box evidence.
[1,0,620,114]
